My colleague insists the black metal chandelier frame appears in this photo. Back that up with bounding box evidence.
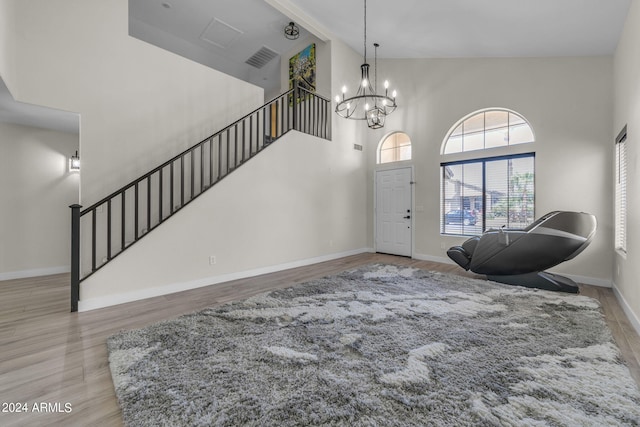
[334,0,397,129]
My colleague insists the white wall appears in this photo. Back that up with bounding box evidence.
[3,0,264,207]
[78,34,371,310]
[79,130,370,310]
[0,0,15,89]
[365,57,613,285]
[613,0,640,331]
[0,0,373,308]
[0,122,79,279]
[330,39,372,246]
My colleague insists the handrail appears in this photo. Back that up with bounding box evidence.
[81,87,300,213]
[69,82,331,311]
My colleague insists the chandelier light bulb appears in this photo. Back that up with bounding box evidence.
[365,103,370,110]
[362,78,368,87]
[392,90,397,98]
[384,80,389,89]
[335,95,340,103]
[342,85,347,94]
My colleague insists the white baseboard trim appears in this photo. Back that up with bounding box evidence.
[0,266,70,282]
[612,282,640,337]
[412,253,612,288]
[413,252,455,265]
[560,273,612,288]
[78,248,373,312]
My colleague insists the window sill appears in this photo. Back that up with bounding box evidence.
[615,248,627,260]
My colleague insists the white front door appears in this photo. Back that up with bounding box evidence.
[375,167,412,257]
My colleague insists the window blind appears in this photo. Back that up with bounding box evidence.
[441,153,535,235]
[615,126,627,252]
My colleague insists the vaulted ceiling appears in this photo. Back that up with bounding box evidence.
[129,0,631,93]
[288,0,631,58]
[0,0,632,133]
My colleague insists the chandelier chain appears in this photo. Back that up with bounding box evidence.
[334,0,398,128]
[374,43,378,93]
[363,0,367,62]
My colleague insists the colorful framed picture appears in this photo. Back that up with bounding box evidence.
[289,43,316,93]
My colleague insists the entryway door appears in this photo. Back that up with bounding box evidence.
[375,167,413,257]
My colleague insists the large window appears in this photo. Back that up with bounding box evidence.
[615,125,627,253]
[441,109,535,236]
[441,154,535,235]
[378,132,412,164]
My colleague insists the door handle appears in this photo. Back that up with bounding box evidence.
[404,215,411,219]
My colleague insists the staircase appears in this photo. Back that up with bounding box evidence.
[69,83,331,311]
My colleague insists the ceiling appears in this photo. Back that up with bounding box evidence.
[0,78,79,134]
[129,0,631,93]
[288,0,632,58]
[1,0,631,134]
[129,0,312,94]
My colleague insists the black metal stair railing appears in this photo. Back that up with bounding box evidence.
[69,83,330,311]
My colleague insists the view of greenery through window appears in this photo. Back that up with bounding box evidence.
[441,155,535,235]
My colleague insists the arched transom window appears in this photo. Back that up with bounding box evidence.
[378,132,412,164]
[443,109,534,154]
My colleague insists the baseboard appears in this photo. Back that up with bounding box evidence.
[413,252,456,265]
[0,266,70,281]
[412,253,612,288]
[78,248,373,312]
[560,273,612,288]
[612,282,640,337]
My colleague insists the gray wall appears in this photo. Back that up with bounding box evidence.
[613,0,640,331]
[0,122,79,278]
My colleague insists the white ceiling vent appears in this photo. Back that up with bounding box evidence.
[200,18,243,49]
[245,46,279,69]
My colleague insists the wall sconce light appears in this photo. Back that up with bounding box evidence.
[69,151,80,171]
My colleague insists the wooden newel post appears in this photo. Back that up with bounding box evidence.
[70,204,82,312]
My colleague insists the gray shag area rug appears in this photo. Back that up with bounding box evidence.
[107,264,640,426]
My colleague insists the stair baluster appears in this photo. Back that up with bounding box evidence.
[69,83,330,311]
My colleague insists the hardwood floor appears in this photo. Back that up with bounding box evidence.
[1,253,639,426]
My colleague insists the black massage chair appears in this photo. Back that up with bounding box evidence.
[447,211,597,293]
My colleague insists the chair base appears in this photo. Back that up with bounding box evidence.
[487,271,579,294]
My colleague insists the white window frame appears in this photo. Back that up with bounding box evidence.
[441,108,535,155]
[441,108,535,236]
[377,132,412,164]
[615,125,627,254]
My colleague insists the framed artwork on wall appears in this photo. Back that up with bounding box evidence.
[289,43,316,94]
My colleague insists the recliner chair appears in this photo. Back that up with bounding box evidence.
[447,211,597,293]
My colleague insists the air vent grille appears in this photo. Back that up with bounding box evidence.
[245,46,279,69]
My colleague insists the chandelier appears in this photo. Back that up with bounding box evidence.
[334,0,397,129]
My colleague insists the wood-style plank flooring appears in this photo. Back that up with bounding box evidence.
[1,253,639,426]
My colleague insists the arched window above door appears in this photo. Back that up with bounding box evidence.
[378,132,412,164]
